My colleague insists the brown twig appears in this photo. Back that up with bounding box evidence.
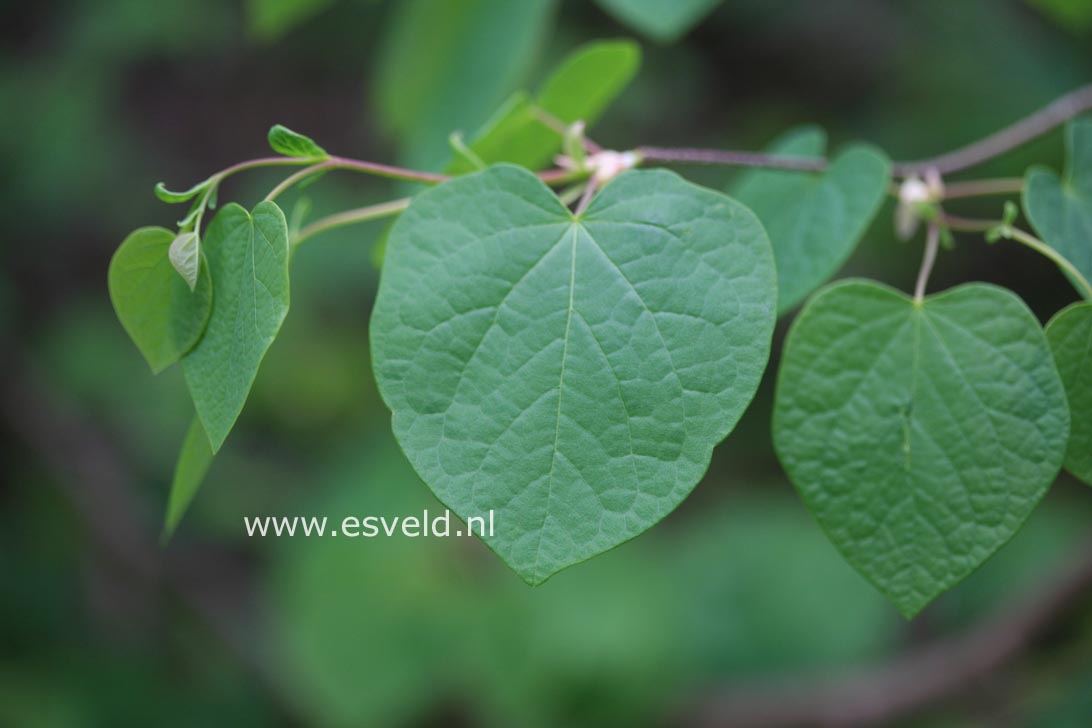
[636,146,827,172]
[941,178,1025,200]
[893,83,1092,176]
[638,83,1092,181]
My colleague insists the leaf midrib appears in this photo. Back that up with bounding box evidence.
[532,225,579,581]
[527,218,691,580]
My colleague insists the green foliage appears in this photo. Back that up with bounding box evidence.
[108,227,213,373]
[1045,302,1092,486]
[732,126,891,313]
[446,40,640,174]
[595,0,723,42]
[25,5,1092,725]
[374,0,556,167]
[538,40,640,126]
[267,124,327,159]
[1024,117,1092,298]
[183,202,291,452]
[162,417,215,540]
[371,165,776,584]
[773,280,1069,617]
[106,21,1092,619]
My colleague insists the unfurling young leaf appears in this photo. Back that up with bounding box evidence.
[268,123,328,159]
[371,165,777,584]
[169,231,201,291]
[1045,301,1092,486]
[108,227,213,373]
[773,280,1069,617]
[1024,116,1092,298]
[183,201,291,452]
[732,126,891,314]
[162,416,215,543]
[155,179,210,204]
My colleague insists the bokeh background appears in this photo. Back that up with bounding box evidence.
[4,1,1092,726]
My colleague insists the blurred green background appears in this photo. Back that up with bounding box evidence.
[4,1,1092,726]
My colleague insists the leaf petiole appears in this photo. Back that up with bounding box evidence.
[913,222,941,304]
[941,210,1092,300]
[994,225,1092,301]
[292,198,411,247]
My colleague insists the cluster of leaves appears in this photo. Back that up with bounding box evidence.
[110,34,1092,618]
[109,125,328,537]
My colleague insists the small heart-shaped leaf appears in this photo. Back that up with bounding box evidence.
[371,165,777,584]
[1024,117,1092,298]
[183,201,291,451]
[732,127,890,314]
[108,227,213,373]
[1045,301,1092,486]
[773,280,1068,617]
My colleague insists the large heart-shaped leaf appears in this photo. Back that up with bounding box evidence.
[773,280,1069,617]
[108,227,213,373]
[183,201,291,451]
[1046,301,1092,486]
[732,127,890,314]
[1024,117,1092,298]
[371,165,777,584]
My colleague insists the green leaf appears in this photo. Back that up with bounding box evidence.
[108,227,213,374]
[773,280,1069,617]
[268,124,327,159]
[371,165,777,584]
[155,179,209,204]
[1024,117,1092,299]
[183,201,291,452]
[168,231,201,291]
[1045,302,1092,486]
[595,0,722,43]
[446,40,640,175]
[536,39,640,130]
[374,0,557,168]
[732,126,891,314]
[162,417,215,542]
